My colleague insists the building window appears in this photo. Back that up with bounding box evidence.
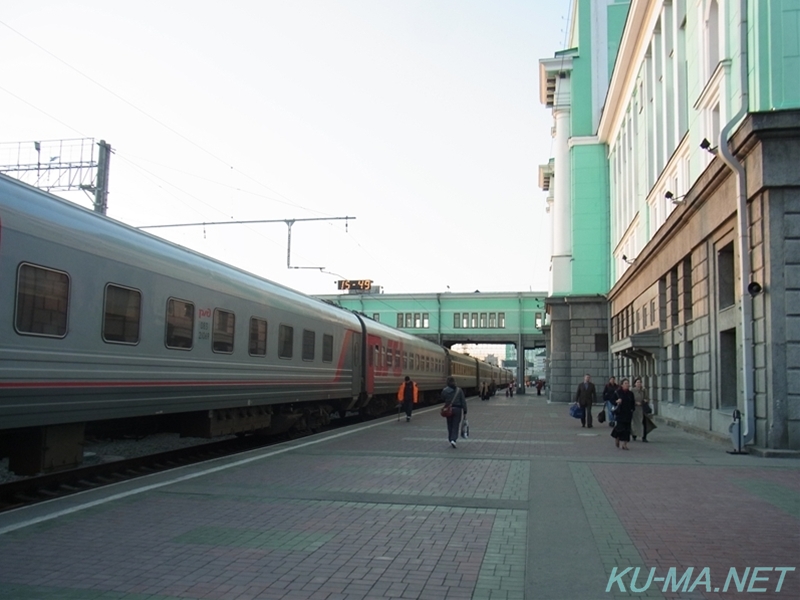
[212,309,235,353]
[249,318,267,356]
[397,314,404,328]
[103,284,141,344]
[405,313,413,327]
[462,314,469,328]
[372,313,380,322]
[278,324,293,359]
[422,313,429,328]
[717,242,735,309]
[479,313,486,328]
[454,313,461,328]
[166,298,194,349]
[414,313,421,328]
[489,313,497,328]
[595,333,609,353]
[498,313,505,328]
[471,313,478,328]
[15,263,69,337]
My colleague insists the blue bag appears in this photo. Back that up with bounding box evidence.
[569,403,584,419]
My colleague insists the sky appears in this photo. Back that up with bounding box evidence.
[0,0,569,297]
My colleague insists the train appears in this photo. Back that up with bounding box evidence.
[0,173,511,475]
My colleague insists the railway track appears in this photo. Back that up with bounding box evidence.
[0,412,370,513]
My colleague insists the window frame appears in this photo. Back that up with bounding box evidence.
[278,323,294,359]
[212,308,235,354]
[102,282,142,345]
[14,262,70,339]
[248,317,268,357]
[165,297,195,350]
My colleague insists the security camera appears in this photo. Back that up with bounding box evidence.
[622,254,627,261]
[747,281,763,296]
[665,191,674,200]
[700,138,711,150]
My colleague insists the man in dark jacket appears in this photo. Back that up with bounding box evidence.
[575,374,597,428]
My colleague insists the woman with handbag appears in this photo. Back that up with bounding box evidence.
[611,378,635,450]
[441,376,467,448]
[631,377,649,442]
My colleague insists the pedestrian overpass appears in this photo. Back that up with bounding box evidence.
[315,290,548,390]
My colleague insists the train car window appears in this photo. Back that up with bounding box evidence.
[278,324,293,359]
[249,318,267,356]
[414,354,419,370]
[322,334,333,363]
[15,263,69,338]
[454,313,460,328]
[166,298,194,349]
[403,351,408,369]
[103,284,141,344]
[396,314,403,328]
[302,329,315,361]
[372,345,378,366]
[394,349,400,366]
[212,309,235,353]
[387,347,393,367]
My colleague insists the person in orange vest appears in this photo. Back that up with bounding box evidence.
[397,376,419,422]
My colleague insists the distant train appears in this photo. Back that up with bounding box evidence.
[0,174,510,474]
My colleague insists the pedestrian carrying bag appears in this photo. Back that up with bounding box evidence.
[440,404,453,418]
[643,401,653,415]
[569,403,584,419]
[597,409,606,423]
[461,419,469,438]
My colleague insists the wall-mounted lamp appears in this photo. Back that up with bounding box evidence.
[665,190,686,204]
[621,254,635,265]
[700,138,717,154]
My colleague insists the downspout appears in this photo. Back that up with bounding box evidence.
[717,0,754,444]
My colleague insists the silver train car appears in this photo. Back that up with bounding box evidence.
[0,174,510,474]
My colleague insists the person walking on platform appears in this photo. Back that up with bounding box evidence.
[630,377,650,441]
[397,376,418,422]
[611,378,635,449]
[480,381,488,401]
[575,373,597,428]
[602,376,620,427]
[441,376,467,447]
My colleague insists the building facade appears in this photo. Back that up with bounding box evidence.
[540,0,800,449]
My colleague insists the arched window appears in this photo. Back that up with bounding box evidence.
[705,0,720,80]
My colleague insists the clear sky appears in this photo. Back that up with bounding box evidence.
[1,0,569,297]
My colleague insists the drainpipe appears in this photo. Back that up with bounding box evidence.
[717,0,754,444]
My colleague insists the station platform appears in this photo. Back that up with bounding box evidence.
[0,395,797,600]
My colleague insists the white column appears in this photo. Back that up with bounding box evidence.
[551,105,572,295]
